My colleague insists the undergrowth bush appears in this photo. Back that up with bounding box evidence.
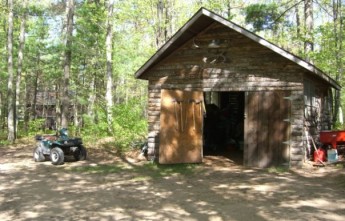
[0,130,9,146]
[81,98,147,151]
[28,119,46,136]
[112,99,147,150]
[81,111,109,140]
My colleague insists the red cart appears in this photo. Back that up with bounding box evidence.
[319,130,345,149]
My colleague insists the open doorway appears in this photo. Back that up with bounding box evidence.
[203,91,244,165]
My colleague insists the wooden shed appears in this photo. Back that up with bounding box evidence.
[135,8,340,167]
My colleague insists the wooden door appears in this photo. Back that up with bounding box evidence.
[159,89,204,164]
[245,91,290,167]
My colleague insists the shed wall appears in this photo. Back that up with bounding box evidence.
[303,76,333,160]
[145,22,319,166]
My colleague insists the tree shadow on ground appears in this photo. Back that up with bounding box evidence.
[1,144,345,221]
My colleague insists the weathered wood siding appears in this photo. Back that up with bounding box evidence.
[244,91,291,167]
[303,76,332,160]
[144,22,331,166]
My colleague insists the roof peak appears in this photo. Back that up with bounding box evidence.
[135,7,340,90]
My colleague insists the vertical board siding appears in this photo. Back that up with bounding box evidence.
[245,92,259,167]
[302,77,332,161]
[159,89,203,164]
[245,91,291,168]
[143,22,332,166]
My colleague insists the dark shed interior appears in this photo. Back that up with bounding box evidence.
[203,92,244,164]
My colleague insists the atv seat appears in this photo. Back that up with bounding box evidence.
[43,135,57,141]
[35,135,57,141]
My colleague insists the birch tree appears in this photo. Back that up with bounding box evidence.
[332,0,343,126]
[105,0,114,134]
[304,0,314,59]
[7,0,15,143]
[154,0,173,49]
[61,0,75,129]
[15,0,28,136]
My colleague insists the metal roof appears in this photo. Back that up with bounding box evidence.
[135,8,340,90]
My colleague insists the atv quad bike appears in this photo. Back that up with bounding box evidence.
[33,128,87,165]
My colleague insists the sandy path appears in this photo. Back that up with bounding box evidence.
[1,141,345,221]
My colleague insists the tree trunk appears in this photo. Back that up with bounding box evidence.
[61,0,75,129]
[164,0,172,42]
[0,92,3,130]
[87,75,96,120]
[73,85,79,130]
[295,3,301,39]
[105,0,115,134]
[304,0,314,60]
[156,0,164,48]
[227,0,231,20]
[42,88,47,130]
[31,69,39,121]
[294,3,303,55]
[7,0,15,143]
[55,84,61,129]
[15,0,28,137]
[73,102,78,127]
[332,0,343,126]
[23,79,29,133]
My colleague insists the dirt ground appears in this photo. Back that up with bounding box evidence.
[1,139,345,221]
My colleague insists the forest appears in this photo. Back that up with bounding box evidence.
[0,0,344,149]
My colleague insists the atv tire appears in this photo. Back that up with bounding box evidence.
[73,145,87,161]
[50,147,64,165]
[33,146,45,162]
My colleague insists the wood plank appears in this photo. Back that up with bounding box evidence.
[159,89,203,164]
[245,92,259,167]
[281,91,291,164]
[258,92,270,167]
[271,91,282,166]
[245,91,291,167]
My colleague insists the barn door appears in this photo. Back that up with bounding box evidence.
[245,91,290,168]
[159,89,204,164]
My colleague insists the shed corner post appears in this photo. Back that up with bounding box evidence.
[289,90,305,168]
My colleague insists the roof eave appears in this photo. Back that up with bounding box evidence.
[135,8,212,80]
[135,8,341,90]
[202,9,341,90]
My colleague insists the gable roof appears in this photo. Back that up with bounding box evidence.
[135,7,340,90]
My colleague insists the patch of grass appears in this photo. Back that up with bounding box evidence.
[69,164,125,174]
[267,166,289,174]
[69,161,201,179]
[335,163,344,169]
[137,162,200,177]
[0,140,11,146]
[130,176,150,182]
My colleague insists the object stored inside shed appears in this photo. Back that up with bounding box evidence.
[203,91,244,164]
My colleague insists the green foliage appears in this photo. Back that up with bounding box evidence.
[0,129,8,144]
[28,119,46,135]
[244,3,281,31]
[332,121,345,130]
[82,111,109,140]
[0,140,11,146]
[1,0,345,148]
[81,97,147,150]
[112,98,147,150]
